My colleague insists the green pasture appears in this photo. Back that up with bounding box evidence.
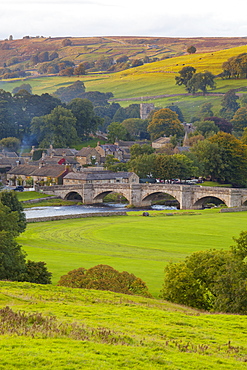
[0,281,247,369]
[18,209,247,297]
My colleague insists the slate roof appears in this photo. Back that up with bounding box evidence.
[64,171,135,181]
[47,148,77,156]
[7,164,68,178]
[76,147,99,156]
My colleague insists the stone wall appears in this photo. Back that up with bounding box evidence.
[220,206,247,213]
[27,211,127,223]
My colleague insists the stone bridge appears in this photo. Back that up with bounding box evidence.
[36,183,247,209]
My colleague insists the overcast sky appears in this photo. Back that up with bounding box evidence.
[1,0,247,40]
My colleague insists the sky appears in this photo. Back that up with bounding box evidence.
[1,0,247,40]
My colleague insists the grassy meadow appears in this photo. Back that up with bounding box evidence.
[1,280,247,369]
[18,209,247,297]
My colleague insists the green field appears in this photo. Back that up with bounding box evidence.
[18,209,247,297]
[1,280,247,369]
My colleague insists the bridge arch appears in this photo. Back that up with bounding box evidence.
[142,191,180,208]
[93,190,130,204]
[193,195,227,208]
[64,191,83,201]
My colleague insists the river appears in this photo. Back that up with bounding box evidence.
[24,203,177,219]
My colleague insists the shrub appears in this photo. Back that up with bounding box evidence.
[58,264,151,297]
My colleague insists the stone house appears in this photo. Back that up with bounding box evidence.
[63,170,139,185]
[95,143,124,162]
[7,164,69,186]
[76,147,101,166]
[152,136,171,149]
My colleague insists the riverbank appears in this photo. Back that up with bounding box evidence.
[27,211,127,223]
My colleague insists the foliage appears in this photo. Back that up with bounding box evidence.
[147,108,184,140]
[154,153,197,180]
[0,190,26,234]
[107,122,129,143]
[186,71,216,95]
[53,80,85,103]
[193,120,219,137]
[127,153,156,178]
[220,89,240,119]
[12,84,32,95]
[222,52,247,78]
[23,260,52,284]
[231,107,247,133]
[58,264,151,297]
[175,66,196,88]
[204,116,233,133]
[31,105,79,147]
[121,118,148,139]
[166,103,184,122]
[0,137,20,152]
[161,231,247,313]
[187,45,197,54]
[130,143,154,158]
[191,132,247,186]
[67,98,101,139]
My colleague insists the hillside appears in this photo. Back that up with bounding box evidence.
[1,35,247,69]
[1,36,247,120]
[1,280,247,369]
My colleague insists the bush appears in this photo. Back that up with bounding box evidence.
[58,264,151,297]
[23,260,52,284]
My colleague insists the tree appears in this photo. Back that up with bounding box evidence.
[147,108,184,140]
[0,191,52,283]
[57,264,151,297]
[193,120,219,137]
[0,137,20,152]
[67,98,101,139]
[220,89,240,119]
[24,260,52,284]
[0,190,26,234]
[107,122,128,143]
[104,155,128,172]
[198,102,214,118]
[231,107,247,133]
[53,80,85,103]
[121,118,148,139]
[127,153,156,178]
[62,38,72,47]
[166,104,184,122]
[192,132,247,185]
[12,84,32,95]
[204,116,233,133]
[160,232,247,313]
[130,144,154,158]
[175,66,196,88]
[74,63,86,76]
[186,71,216,95]
[187,45,196,54]
[154,153,196,181]
[31,106,79,148]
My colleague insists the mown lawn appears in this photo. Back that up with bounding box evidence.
[18,209,247,297]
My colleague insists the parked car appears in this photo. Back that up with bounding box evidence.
[13,185,24,192]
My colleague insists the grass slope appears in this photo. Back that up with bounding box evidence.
[0,281,247,369]
[18,209,247,297]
